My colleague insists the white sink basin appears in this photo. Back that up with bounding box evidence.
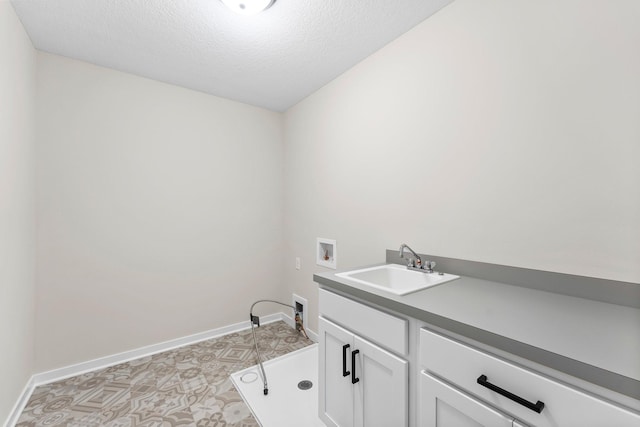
[335,264,459,295]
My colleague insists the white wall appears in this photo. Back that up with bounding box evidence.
[0,1,36,422]
[35,53,285,372]
[284,0,640,332]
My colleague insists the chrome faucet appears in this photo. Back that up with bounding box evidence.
[399,243,436,273]
[399,243,421,267]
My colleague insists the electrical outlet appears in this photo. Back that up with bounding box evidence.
[295,257,301,270]
[292,293,308,331]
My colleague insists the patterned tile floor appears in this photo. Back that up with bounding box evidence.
[16,321,313,427]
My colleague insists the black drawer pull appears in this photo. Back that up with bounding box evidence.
[342,344,350,377]
[477,375,545,414]
[351,349,360,384]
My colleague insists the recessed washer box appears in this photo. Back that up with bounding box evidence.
[317,238,337,269]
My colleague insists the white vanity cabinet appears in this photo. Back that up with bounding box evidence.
[316,261,640,427]
[318,289,409,427]
[419,327,640,427]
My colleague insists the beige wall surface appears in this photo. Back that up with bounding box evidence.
[284,0,640,332]
[35,53,285,372]
[0,1,37,422]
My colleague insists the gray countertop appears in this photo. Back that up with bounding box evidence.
[314,264,640,401]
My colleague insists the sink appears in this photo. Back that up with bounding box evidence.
[335,264,459,295]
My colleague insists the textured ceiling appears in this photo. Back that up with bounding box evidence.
[12,0,453,112]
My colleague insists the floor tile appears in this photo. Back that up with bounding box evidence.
[16,321,311,427]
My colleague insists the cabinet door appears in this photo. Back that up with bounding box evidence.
[354,335,408,427]
[420,372,513,427]
[319,317,355,427]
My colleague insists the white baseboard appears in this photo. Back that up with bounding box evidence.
[32,313,285,386]
[3,377,35,427]
[4,312,317,427]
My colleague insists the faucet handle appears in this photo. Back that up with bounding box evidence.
[407,258,416,268]
[425,261,436,272]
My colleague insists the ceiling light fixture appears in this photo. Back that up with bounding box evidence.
[220,0,276,15]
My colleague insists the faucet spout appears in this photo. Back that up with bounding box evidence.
[399,243,422,266]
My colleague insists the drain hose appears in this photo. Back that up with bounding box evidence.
[249,299,303,395]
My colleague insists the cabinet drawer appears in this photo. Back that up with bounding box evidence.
[420,371,514,427]
[420,328,640,427]
[319,289,407,355]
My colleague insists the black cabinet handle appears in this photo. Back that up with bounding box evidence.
[477,375,545,414]
[342,344,350,377]
[351,349,360,384]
